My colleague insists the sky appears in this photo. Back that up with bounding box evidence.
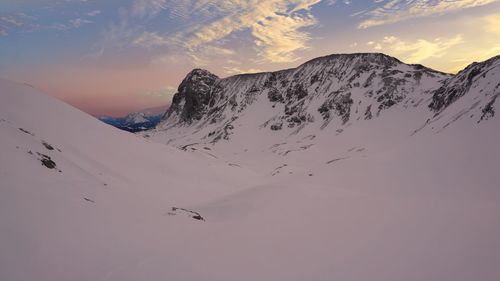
[1,0,499,117]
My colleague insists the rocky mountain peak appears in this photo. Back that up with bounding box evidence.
[179,69,219,92]
[164,69,219,124]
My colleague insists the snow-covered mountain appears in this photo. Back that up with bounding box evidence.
[155,53,449,142]
[149,53,499,167]
[123,111,149,124]
[1,52,500,281]
[98,105,167,132]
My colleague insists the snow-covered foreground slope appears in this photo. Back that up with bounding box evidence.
[1,49,500,281]
[0,79,258,281]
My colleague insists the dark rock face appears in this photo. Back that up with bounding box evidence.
[170,207,205,221]
[42,141,54,150]
[270,122,283,131]
[480,94,498,121]
[166,69,219,123]
[318,92,353,125]
[364,105,373,120]
[18,128,34,136]
[430,56,500,113]
[376,76,407,111]
[268,88,283,103]
[36,152,57,169]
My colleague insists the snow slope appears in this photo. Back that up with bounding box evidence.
[1,51,500,281]
[0,78,257,281]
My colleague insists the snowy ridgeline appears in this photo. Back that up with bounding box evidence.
[98,106,167,133]
[1,53,500,281]
[151,54,500,148]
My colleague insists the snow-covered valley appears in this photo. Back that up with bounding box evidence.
[1,53,500,281]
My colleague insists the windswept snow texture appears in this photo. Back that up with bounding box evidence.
[2,53,500,281]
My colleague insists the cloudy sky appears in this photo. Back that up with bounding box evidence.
[1,0,499,116]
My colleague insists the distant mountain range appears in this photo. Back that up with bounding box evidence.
[98,105,168,132]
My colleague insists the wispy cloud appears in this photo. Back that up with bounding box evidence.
[482,12,500,34]
[369,35,464,63]
[132,0,167,18]
[131,0,321,64]
[94,9,140,56]
[185,0,321,63]
[133,31,172,48]
[87,10,101,17]
[146,44,236,67]
[143,85,177,98]
[326,0,352,5]
[251,8,317,62]
[223,66,264,75]
[0,13,36,36]
[69,18,92,28]
[0,16,24,27]
[47,17,93,31]
[0,10,95,36]
[359,0,498,28]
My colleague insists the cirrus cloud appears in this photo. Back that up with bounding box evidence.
[369,34,464,64]
[132,0,321,63]
[132,0,167,18]
[359,0,499,28]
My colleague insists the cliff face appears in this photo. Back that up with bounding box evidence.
[165,69,219,124]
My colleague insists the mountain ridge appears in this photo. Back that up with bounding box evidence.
[155,53,500,131]
[98,105,168,132]
[152,53,498,146]
[145,52,499,175]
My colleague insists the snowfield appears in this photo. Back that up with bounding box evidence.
[1,53,500,281]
